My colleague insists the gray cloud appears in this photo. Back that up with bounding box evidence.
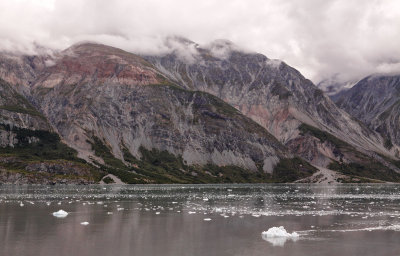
[1,0,399,83]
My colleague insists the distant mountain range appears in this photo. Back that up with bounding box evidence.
[0,38,399,184]
[332,74,400,156]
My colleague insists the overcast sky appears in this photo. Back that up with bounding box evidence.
[1,0,399,83]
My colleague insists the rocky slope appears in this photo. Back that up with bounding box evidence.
[143,38,396,171]
[0,43,317,184]
[333,74,400,157]
[0,78,102,184]
[0,40,399,183]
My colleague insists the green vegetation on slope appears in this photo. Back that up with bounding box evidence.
[299,123,349,148]
[88,136,316,184]
[328,161,400,182]
[0,124,79,161]
[272,157,317,182]
[0,124,102,182]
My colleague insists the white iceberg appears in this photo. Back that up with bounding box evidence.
[52,210,69,218]
[261,226,299,246]
[80,222,89,225]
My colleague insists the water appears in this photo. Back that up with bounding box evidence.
[1,184,400,256]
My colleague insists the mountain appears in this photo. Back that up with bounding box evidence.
[143,38,399,180]
[0,43,317,184]
[0,40,399,183]
[333,74,400,158]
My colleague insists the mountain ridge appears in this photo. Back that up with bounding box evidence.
[0,40,399,183]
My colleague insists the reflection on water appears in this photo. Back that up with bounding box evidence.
[1,184,400,256]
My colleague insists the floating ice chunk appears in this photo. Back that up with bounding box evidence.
[155,212,160,215]
[52,210,69,218]
[107,212,113,215]
[262,226,299,238]
[20,202,24,207]
[203,218,212,221]
[188,211,196,214]
[117,207,124,211]
[261,226,299,246]
[80,222,89,225]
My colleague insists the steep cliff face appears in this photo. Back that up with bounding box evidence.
[0,78,102,184]
[0,78,50,146]
[144,39,394,168]
[333,74,400,156]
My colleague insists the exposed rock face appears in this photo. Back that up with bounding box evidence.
[27,43,289,172]
[0,74,102,184]
[333,74,400,156]
[143,39,393,166]
[0,53,43,86]
[33,43,160,89]
[0,78,50,147]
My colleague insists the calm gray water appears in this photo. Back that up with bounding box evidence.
[1,184,400,256]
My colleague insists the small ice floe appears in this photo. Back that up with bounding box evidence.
[261,226,299,247]
[52,210,69,218]
[188,211,196,214]
[80,222,89,225]
[155,212,160,215]
[117,207,124,211]
[107,212,113,215]
[19,202,24,207]
[203,218,212,221]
